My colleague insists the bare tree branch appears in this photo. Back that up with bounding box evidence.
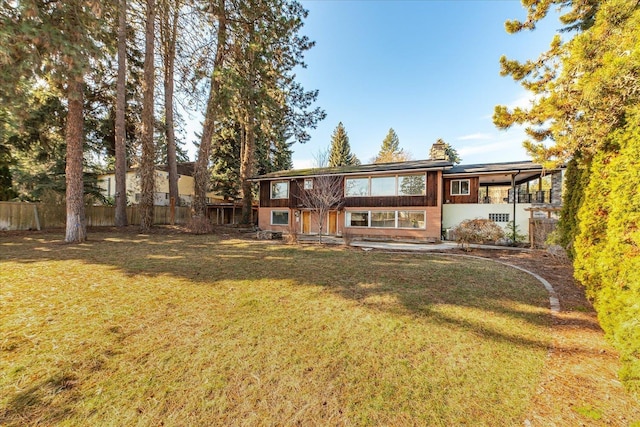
[294,175,343,243]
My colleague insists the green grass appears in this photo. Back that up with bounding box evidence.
[0,231,552,426]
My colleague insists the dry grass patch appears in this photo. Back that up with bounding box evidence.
[1,231,552,426]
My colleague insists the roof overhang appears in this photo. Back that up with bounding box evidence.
[250,160,453,182]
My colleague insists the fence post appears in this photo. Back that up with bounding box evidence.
[33,205,41,231]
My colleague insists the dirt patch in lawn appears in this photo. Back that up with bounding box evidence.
[444,248,640,426]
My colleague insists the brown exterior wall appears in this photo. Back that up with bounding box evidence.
[344,195,429,208]
[259,180,292,208]
[443,177,479,204]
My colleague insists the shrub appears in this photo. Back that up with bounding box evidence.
[453,219,505,250]
[505,220,526,245]
[574,111,640,394]
[557,157,589,259]
[186,215,213,234]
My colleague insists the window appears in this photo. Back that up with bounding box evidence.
[489,213,510,222]
[271,181,289,199]
[370,177,396,196]
[346,211,369,227]
[371,211,396,228]
[346,210,426,229]
[271,210,289,225]
[398,175,426,195]
[345,178,369,196]
[398,211,425,228]
[304,178,313,190]
[451,179,470,196]
[345,174,427,197]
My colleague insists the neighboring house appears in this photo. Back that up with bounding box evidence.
[97,163,223,207]
[252,143,563,241]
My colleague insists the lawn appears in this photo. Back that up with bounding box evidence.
[0,230,552,426]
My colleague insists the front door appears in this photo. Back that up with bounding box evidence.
[328,211,338,235]
[302,211,311,234]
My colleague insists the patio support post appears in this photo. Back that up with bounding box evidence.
[511,173,516,220]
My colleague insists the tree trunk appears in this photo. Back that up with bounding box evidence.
[114,0,128,227]
[193,0,227,218]
[140,0,156,231]
[162,0,179,209]
[239,108,255,225]
[64,78,87,243]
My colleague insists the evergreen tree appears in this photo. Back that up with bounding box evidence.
[139,0,156,231]
[496,0,640,391]
[193,0,228,218]
[442,139,461,164]
[211,121,241,201]
[115,0,128,226]
[328,122,359,167]
[0,1,113,242]
[374,128,410,163]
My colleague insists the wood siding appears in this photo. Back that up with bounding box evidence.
[344,195,428,208]
[259,180,290,208]
[260,171,441,209]
[426,171,439,206]
[443,177,479,204]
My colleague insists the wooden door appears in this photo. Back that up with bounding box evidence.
[328,211,337,235]
[302,211,311,234]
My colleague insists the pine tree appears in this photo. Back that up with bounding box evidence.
[0,1,113,242]
[496,0,640,391]
[328,122,359,167]
[374,128,409,163]
[114,0,128,226]
[139,0,156,231]
[193,0,228,218]
[443,140,461,164]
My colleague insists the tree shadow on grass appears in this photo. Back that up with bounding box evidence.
[1,230,614,424]
[0,371,78,426]
[0,230,600,352]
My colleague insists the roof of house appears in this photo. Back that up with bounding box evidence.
[445,160,547,175]
[252,159,453,180]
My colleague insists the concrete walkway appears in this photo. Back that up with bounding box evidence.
[297,235,531,252]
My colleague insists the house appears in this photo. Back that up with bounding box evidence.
[97,163,223,207]
[252,143,563,242]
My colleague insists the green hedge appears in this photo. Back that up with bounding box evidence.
[573,111,640,393]
[557,157,588,260]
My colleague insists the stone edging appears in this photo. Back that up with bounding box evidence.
[451,254,561,315]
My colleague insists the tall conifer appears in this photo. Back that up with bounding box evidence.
[328,122,359,167]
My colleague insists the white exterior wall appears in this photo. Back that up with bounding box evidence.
[442,203,531,238]
[97,171,220,206]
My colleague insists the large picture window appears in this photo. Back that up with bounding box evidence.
[346,211,369,227]
[346,210,426,229]
[371,211,396,228]
[398,211,425,228]
[398,175,426,195]
[271,181,289,199]
[451,179,470,196]
[370,177,396,196]
[271,210,289,225]
[345,178,369,196]
[345,174,427,197]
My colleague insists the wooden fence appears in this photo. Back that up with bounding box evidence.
[529,217,559,248]
[0,202,191,231]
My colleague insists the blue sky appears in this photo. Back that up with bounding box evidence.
[289,0,563,168]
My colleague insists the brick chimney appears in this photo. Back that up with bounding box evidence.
[429,140,447,161]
